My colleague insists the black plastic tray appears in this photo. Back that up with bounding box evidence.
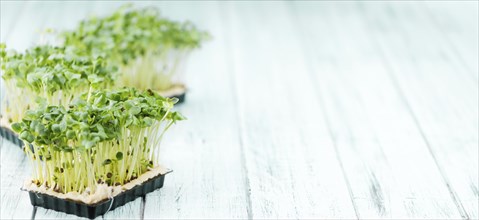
[0,125,23,146]
[168,92,186,104]
[28,171,169,219]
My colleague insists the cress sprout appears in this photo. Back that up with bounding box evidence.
[62,4,210,92]
[0,44,117,124]
[13,88,184,194]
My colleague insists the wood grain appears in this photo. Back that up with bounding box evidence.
[292,1,474,218]
[0,1,26,42]
[422,1,479,81]
[0,139,34,219]
[363,2,478,218]
[223,2,358,218]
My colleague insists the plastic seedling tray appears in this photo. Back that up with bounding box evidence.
[0,125,23,147]
[27,171,171,219]
[170,92,185,104]
[159,84,186,104]
[0,124,34,151]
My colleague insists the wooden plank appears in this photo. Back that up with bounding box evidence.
[0,1,26,42]
[364,2,478,218]
[86,1,123,17]
[221,2,357,218]
[143,2,250,219]
[42,0,98,44]
[291,4,396,217]
[292,1,465,218]
[3,1,50,51]
[422,1,479,80]
[0,138,35,219]
[102,198,143,220]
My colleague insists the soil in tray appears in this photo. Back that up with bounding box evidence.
[27,169,170,219]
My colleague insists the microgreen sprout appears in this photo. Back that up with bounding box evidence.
[0,44,117,123]
[62,4,210,92]
[13,88,184,194]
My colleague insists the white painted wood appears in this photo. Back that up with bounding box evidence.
[35,206,97,220]
[290,3,399,218]
[422,1,479,80]
[144,2,250,219]
[293,1,468,218]
[42,0,99,43]
[0,1,26,42]
[222,2,357,218]
[0,138,34,219]
[364,2,478,218]
[86,1,124,18]
[102,198,143,220]
[3,1,50,51]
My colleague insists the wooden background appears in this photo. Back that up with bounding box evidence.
[0,1,478,219]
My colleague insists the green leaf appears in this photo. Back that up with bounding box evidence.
[35,123,47,136]
[11,122,23,133]
[82,139,96,149]
[128,106,141,115]
[66,130,76,139]
[18,63,27,74]
[19,131,34,143]
[143,117,153,127]
[51,124,62,133]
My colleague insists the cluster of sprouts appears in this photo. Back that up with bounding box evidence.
[0,4,199,196]
[13,88,184,194]
[0,44,117,123]
[62,4,210,92]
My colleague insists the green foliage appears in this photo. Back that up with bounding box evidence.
[1,45,117,93]
[14,88,184,194]
[62,4,210,91]
[0,44,118,122]
[0,4,203,195]
[63,4,209,63]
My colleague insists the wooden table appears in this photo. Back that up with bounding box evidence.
[1,1,477,219]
